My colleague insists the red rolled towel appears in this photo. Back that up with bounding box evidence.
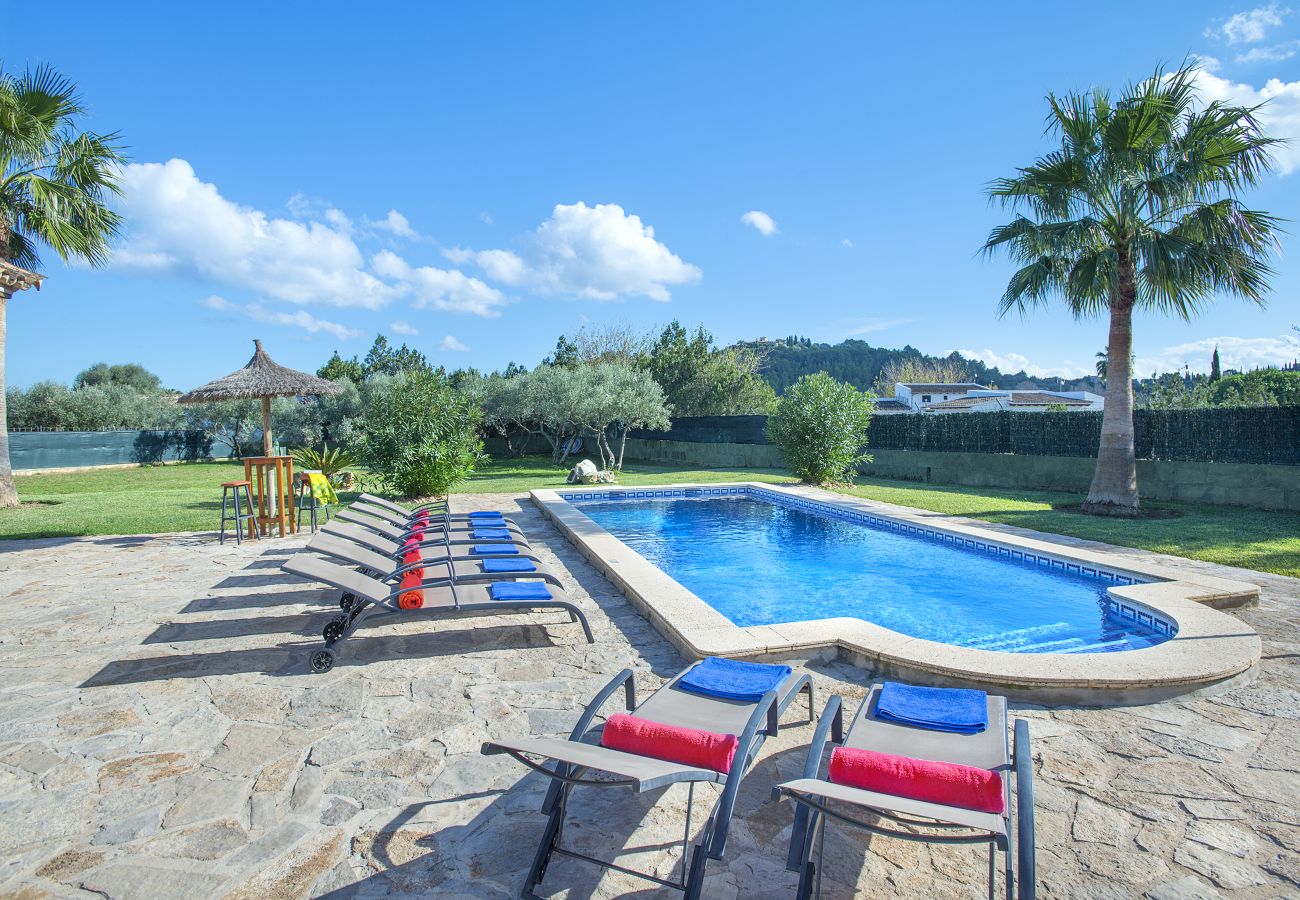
[402,548,424,579]
[828,747,1004,814]
[600,714,738,774]
[397,571,424,610]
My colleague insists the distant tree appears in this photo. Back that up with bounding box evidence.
[502,361,528,378]
[0,64,125,507]
[644,321,776,416]
[984,62,1279,516]
[318,351,365,383]
[183,399,262,457]
[768,373,875,485]
[1210,346,1222,382]
[871,356,975,397]
[544,334,581,368]
[1095,348,1109,384]
[73,362,163,392]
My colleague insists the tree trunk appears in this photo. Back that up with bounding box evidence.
[1082,257,1140,517]
[0,293,17,508]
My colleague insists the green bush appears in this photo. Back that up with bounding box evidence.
[359,370,486,498]
[767,372,874,485]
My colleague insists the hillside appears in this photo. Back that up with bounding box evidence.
[741,337,1103,396]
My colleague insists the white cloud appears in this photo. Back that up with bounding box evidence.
[448,201,701,302]
[390,320,418,336]
[440,335,470,352]
[1135,335,1298,375]
[1206,3,1291,43]
[1237,39,1300,62]
[1188,69,1300,173]
[196,295,361,340]
[373,250,509,317]
[479,211,494,225]
[741,210,778,236]
[843,316,913,336]
[957,348,1091,379]
[200,294,234,312]
[369,209,417,239]
[115,159,405,309]
[246,305,362,340]
[840,238,854,248]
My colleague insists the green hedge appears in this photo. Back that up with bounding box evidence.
[869,408,1300,465]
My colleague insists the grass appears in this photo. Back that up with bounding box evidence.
[4,455,1297,578]
[2,461,362,541]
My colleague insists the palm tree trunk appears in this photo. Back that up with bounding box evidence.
[0,293,16,508]
[1082,261,1140,516]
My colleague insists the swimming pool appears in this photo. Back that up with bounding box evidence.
[570,491,1173,654]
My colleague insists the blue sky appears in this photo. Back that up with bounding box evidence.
[3,2,1298,390]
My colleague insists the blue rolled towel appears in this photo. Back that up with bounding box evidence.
[677,657,792,703]
[468,510,505,519]
[490,581,552,601]
[471,544,519,555]
[482,558,536,573]
[472,529,511,539]
[874,682,988,734]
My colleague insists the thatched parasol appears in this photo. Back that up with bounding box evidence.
[0,260,45,299]
[178,339,343,456]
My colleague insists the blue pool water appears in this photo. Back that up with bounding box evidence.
[571,493,1172,654]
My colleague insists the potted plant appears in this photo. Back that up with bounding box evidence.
[291,443,358,489]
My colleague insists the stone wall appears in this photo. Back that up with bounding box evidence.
[621,438,1300,511]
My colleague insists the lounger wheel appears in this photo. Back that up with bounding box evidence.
[309,649,336,674]
[322,617,347,643]
[339,592,355,611]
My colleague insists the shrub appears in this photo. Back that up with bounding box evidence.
[359,370,486,497]
[291,444,359,477]
[767,372,875,485]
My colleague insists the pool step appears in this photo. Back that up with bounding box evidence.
[957,622,1073,651]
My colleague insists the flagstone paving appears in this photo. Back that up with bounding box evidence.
[0,494,1296,899]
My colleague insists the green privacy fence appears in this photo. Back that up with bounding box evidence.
[632,408,1300,466]
[868,408,1300,465]
[8,430,236,470]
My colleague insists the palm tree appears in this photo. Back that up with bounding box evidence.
[0,65,123,507]
[983,62,1279,517]
[1095,347,1109,384]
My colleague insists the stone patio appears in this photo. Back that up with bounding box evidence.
[0,493,1296,898]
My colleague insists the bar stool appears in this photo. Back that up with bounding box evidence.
[220,480,258,544]
[296,471,332,533]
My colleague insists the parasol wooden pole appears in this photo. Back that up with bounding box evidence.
[261,396,273,456]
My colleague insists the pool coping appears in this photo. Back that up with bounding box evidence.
[531,482,1263,705]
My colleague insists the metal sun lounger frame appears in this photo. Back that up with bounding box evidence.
[482,662,815,899]
[281,554,594,674]
[775,685,1035,900]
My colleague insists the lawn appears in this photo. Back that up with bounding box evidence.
[3,455,1297,578]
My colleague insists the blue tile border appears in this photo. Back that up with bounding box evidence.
[559,484,1176,638]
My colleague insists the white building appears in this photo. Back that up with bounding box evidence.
[888,383,1103,414]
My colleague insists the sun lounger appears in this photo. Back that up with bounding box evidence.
[482,659,815,898]
[306,531,563,599]
[358,493,519,526]
[334,506,532,548]
[340,500,528,538]
[281,554,594,673]
[775,683,1035,899]
[319,520,546,567]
